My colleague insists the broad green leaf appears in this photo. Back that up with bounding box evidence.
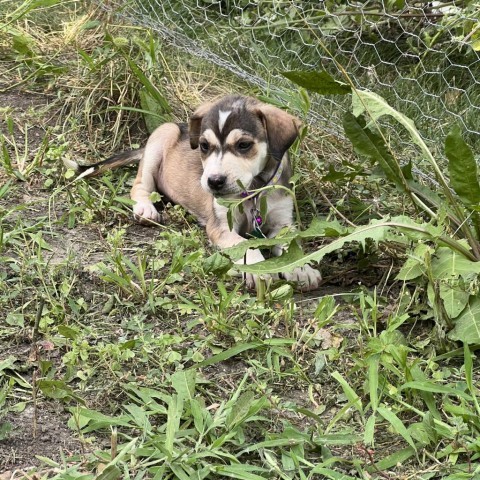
[352,89,460,220]
[439,283,470,319]
[224,217,347,260]
[448,296,480,345]
[124,404,150,432]
[377,406,416,451]
[226,391,255,428]
[268,284,293,301]
[232,217,434,275]
[12,34,35,57]
[281,70,351,95]
[37,380,84,404]
[410,365,441,420]
[165,394,184,456]
[190,397,206,434]
[169,464,193,480]
[431,247,480,280]
[239,437,304,455]
[75,408,133,432]
[57,325,80,340]
[408,422,431,446]
[6,313,24,327]
[352,90,420,148]
[171,369,196,401]
[0,423,12,441]
[0,357,17,373]
[445,125,480,207]
[343,112,406,190]
[396,243,432,281]
[203,252,232,275]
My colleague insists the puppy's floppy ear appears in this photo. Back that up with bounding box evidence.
[256,104,302,161]
[189,101,215,149]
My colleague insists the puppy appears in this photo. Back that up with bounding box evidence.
[69,95,321,290]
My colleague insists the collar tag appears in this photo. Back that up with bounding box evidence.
[251,197,266,238]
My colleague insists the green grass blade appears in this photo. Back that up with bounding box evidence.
[191,341,263,368]
[368,355,379,412]
[364,413,376,446]
[400,381,472,401]
[377,406,416,451]
[463,344,480,416]
[370,446,416,472]
[331,371,363,417]
[213,465,269,480]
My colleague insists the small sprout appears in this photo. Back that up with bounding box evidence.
[149,191,162,203]
[65,168,76,179]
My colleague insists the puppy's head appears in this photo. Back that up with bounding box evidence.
[189,95,301,197]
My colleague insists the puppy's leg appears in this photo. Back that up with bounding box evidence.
[131,161,162,223]
[130,123,180,224]
[207,203,275,290]
[267,194,322,292]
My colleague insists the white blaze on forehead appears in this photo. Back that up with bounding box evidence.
[218,110,231,133]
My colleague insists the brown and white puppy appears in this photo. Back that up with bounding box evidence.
[69,95,321,290]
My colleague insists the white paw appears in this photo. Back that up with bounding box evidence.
[133,201,161,224]
[244,272,279,290]
[235,249,278,290]
[283,265,322,292]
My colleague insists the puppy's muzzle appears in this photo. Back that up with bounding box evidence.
[207,174,227,192]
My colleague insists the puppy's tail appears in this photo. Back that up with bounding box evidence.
[64,149,145,180]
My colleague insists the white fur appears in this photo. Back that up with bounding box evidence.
[200,128,268,196]
[75,167,95,180]
[218,110,231,133]
[133,201,160,223]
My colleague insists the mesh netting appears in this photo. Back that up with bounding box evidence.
[101,1,480,151]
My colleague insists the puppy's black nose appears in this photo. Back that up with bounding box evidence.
[207,175,227,191]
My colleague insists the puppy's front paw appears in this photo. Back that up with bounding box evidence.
[283,265,322,292]
[133,201,161,224]
[236,249,278,290]
[244,272,279,290]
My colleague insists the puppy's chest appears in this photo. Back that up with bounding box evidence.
[234,192,291,237]
[233,199,263,236]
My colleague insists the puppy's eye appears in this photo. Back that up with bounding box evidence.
[199,140,209,153]
[237,141,253,152]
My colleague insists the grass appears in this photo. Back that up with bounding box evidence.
[1,1,480,479]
